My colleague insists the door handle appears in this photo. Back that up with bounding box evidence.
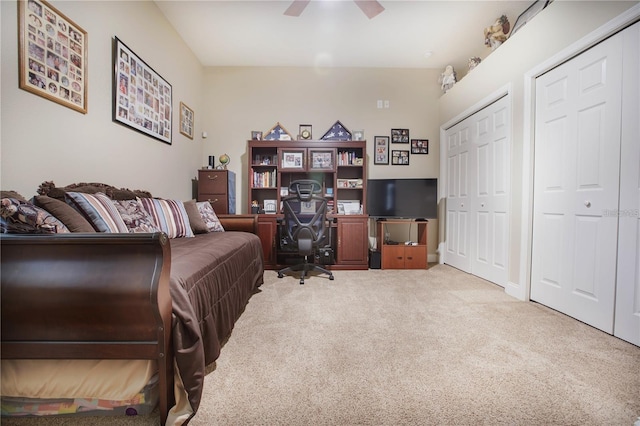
[207,175,218,180]
[584,201,591,208]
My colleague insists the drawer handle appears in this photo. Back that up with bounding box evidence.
[207,175,218,180]
[208,198,219,203]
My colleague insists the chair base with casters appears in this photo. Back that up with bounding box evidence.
[277,255,334,285]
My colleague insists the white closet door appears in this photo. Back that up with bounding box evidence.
[445,121,472,272]
[531,33,623,333]
[614,22,640,346]
[471,96,510,286]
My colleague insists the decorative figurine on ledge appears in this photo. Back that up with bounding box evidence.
[438,65,457,93]
[484,14,510,50]
[468,56,482,72]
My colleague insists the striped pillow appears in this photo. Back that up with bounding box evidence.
[65,192,129,233]
[138,198,194,238]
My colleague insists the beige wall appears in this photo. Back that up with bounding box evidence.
[202,66,443,254]
[1,0,205,200]
[439,1,638,293]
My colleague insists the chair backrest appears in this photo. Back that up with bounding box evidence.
[280,180,328,256]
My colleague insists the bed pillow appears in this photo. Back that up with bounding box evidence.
[139,198,194,238]
[65,192,129,233]
[1,197,70,234]
[197,201,225,232]
[33,195,96,233]
[112,199,160,233]
[183,199,209,234]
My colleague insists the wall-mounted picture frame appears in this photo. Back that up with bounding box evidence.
[299,124,312,140]
[392,150,410,165]
[251,130,262,140]
[18,0,88,114]
[374,136,389,165]
[179,102,194,139]
[411,139,429,154]
[391,128,409,143]
[511,0,549,36]
[113,36,172,145]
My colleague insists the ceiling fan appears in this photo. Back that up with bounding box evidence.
[284,0,385,20]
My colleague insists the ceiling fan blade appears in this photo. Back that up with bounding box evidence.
[353,0,385,19]
[284,0,311,17]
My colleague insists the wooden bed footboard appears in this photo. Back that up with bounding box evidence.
[0,232,173,425]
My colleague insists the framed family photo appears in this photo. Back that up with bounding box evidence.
[411,139,429,154]
[179,102,194,139]
[374,136,389,165]
[391,128,409,143]
[18,0,88,113]
[392,150,410,165]
[113,36,172,144]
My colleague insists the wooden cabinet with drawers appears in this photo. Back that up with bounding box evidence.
[197,169,236,214]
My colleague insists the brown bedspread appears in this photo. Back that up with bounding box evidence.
[169,231,264,416]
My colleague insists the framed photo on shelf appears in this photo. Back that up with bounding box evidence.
[251,131,263,140]
[263,199,277,214]
[113,37,172,144]
[374,136,389,165]
[179,102,194,139]
[281,151,304,169]
[411,139,429,154]
[18,0,88,114]
[353,130,365,141]
[392,150,410,165]
[310,150,334,170]
[391,128,409,143]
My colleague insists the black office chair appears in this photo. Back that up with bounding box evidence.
[277,180,334,285]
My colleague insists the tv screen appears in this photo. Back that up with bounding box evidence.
[366,178,438,219]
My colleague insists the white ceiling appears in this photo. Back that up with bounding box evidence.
[155,0,532,72]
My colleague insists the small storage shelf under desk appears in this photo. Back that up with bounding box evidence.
[376,219,428,269]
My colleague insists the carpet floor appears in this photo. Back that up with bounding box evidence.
[3,265,640,425]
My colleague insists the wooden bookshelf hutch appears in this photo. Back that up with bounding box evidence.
[248,139,368,270]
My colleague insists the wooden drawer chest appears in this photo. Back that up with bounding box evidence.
[197,169,236,214]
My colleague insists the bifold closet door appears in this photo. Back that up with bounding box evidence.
[444,95,510,286]
[445,121,472,273]
[614,22,640,346]
[531,31,624,333]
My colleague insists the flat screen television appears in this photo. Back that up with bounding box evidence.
[366,178,438,219]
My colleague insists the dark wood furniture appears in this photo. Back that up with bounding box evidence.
[376,219,428,269]
[197,169,236,214]
[248,139,368,270]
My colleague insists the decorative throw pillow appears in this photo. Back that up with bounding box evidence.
[197,201,225,232]
[138,198,195,238]
[1,197,70,234]
[112,199,160,233]
[183,199,209,234]
[33,195,96,233]
[65,192,129,233]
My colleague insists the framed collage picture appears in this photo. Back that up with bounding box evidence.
[18,0,88,113]
[113,36,172,144]
[391,128,409,143]
[411,139,429,154]
[392,150,410,165]
[374,136,389,165]
[179,102,194,139]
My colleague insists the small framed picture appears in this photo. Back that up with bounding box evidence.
[180,102,194,139]
[391,128,409,143]
[392,150,410,165]
[374,136,389,165]
[299,124,312,140]
[353,130,364,141]
[251,131,263,140]
[411,139,429,154]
